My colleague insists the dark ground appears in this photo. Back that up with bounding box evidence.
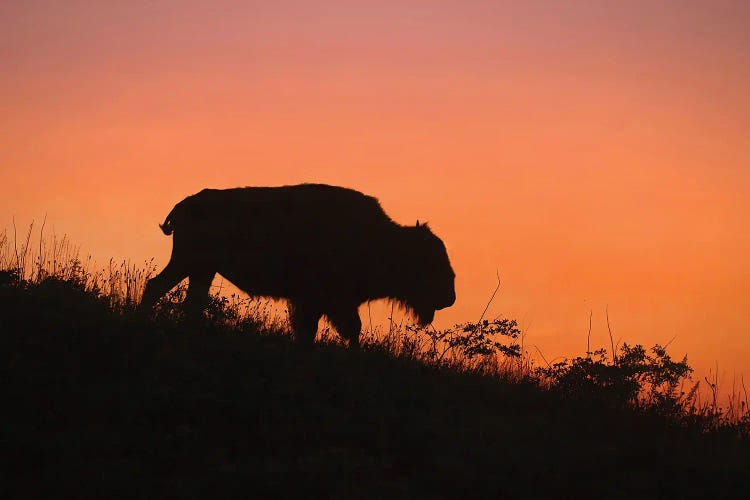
[1,279,749,499]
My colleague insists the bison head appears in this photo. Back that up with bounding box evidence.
[399,222,456,325]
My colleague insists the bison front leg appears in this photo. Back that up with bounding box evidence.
[326,306,362,349]
[288,301,322,348]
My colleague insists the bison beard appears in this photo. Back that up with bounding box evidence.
[139,184,456,347]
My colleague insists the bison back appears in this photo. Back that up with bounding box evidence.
[170,185,397,299]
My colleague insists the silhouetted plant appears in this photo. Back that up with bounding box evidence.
[453,318,522,359]
[416,318,521,366]
[203,292,268,334]
[536,343,693,415]
[150,282,188,323]
[0,267,22,287]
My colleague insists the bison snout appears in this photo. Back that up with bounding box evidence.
[417,308,436,326]
[437,290,456,310]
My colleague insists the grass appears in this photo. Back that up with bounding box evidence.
[1,227,749,498]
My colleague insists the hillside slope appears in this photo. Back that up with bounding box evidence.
[1,279,748,499]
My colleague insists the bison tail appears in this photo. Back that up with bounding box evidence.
[158,208,177,235]
[158,221,173,235]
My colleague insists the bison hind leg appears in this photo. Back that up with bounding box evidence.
[184,271,216,321]
[140,259,188,314]
[326,306,362,349]
[288,301,322,348]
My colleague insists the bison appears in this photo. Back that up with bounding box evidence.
[139,184,456,347]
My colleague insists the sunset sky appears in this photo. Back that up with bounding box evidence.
[2,1,749,380]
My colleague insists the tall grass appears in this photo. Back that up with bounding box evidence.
[0,223,287,328]
[2,224,748,434]
[1,222,153,313]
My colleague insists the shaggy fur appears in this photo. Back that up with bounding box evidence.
[139,184,456,346]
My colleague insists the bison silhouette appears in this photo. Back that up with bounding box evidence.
[139,184,456,347]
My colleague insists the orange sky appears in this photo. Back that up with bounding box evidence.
[2,0,749,382]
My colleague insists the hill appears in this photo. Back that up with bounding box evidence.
[1,274,749,499]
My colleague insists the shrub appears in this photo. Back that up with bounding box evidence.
[535,344,693,414]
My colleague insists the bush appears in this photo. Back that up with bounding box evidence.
[535,344,692,412]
